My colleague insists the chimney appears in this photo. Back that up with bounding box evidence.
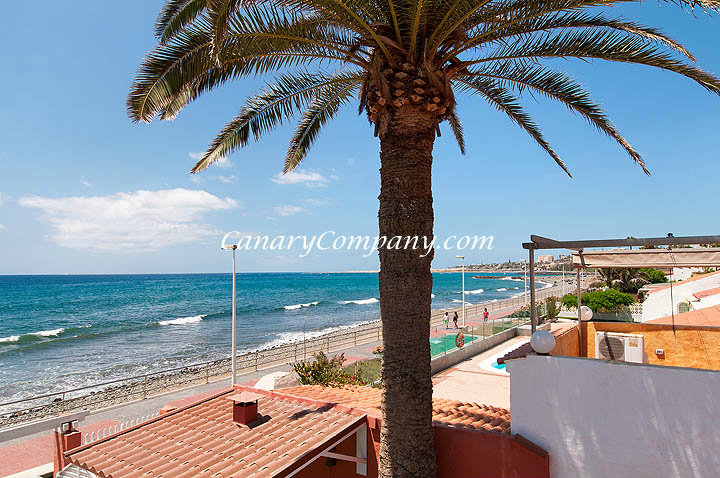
[227,392,263,426]
[53,419,81,475]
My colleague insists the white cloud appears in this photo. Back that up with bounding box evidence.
[0,192,6,206]
[303,198,328,207]
[82,181,93,188]
[0,224,5,230]
[189,152,232,168]
[273,205,307,216]
[218,175,238,184]
[19,188,238,252]
[271,169,332,187]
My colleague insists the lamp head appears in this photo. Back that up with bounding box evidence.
[530,330,556,355]
[580,305,593,321]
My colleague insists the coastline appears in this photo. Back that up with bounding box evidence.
[0,281,566,428]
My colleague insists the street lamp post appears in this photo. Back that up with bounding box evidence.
[456,255,465,327]
[523,261,528,305]
[222,244,238,386]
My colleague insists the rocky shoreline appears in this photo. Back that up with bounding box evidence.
[0,320,384,429]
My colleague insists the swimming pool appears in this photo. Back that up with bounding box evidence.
[430,333,477,357]
[479,339,529,375]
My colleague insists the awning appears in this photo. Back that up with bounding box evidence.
[572,248,720,269]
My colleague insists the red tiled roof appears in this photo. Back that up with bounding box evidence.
[693,286,720,300]
[65,388,364,478]
[279,385,511,434]
[646,305,720,327]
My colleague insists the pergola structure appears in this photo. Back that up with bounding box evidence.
[522,234,720,345]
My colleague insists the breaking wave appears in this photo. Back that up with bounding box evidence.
[284,301,319,311]
[339,298,379,305]
[158,315,207,326]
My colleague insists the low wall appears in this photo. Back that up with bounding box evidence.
[298,416,550,478]
[551,325,579,357]
[509,355,720,478]
[430,327,518,375]
[582,321,720,370]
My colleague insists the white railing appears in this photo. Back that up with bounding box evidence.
[81,412,158,445]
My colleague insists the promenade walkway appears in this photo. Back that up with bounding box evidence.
[0,289,561,477]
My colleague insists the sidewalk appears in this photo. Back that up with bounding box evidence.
[0,300,537,477]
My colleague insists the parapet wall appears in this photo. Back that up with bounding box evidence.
[582,321,720,370]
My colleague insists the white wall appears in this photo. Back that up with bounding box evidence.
[509,355,720,478]
[641,271,720,321]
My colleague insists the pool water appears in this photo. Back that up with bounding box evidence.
[430,333,477,357]
[490,361,506,370]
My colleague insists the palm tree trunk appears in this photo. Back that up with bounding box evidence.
[377,111,436,478]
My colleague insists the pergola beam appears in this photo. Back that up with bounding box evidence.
[523,234,720,251]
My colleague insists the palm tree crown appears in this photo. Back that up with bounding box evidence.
[128,2,719,476]
[129,0,720,177]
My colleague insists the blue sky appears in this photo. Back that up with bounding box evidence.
[0,1,719,274]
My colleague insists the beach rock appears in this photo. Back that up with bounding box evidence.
[255,371,300,391]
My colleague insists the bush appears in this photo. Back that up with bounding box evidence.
[561,289,635,313]
[292,352,365,386]
[545,297,559,322]
[639,267,668,284]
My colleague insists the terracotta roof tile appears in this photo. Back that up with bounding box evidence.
[647,304,720,327]
[279,385,511,434]
[693,286,720,300]
[66,388,364,478]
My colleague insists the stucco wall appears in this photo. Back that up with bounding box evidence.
[583,321,720,370]
[550,325,579,357]
[296,416,550,478]
[641,272,720,321]
[509,355,720,478]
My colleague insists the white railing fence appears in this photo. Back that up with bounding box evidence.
[81,412,159,445]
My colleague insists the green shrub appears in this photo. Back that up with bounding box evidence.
[562,289,635,313]
[545,297,559,322]
[292,352,365,386]
[639,267,668,284]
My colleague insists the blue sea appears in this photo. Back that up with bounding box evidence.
[0,273,530,401]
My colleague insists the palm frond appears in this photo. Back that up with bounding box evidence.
[190,71,360,172]
[285,74,362,172]
[154,0,206,43]
[445,108,466,155]
[462,63,649,174]
[456,76,571,176]
[460,30,720,95]
[128,9,365,123]
[452,12,695,62]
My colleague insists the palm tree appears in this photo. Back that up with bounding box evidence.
[128,1,720,475]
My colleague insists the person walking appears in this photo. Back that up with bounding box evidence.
[483,308,489,322]
[443,311,450,329]
[452,311,459,329]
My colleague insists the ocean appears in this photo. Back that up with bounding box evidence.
[0,272,531,402]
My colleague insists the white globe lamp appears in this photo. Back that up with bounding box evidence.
[530,330,555,355]
[580,305,594,321]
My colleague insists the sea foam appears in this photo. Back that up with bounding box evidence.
[497,288,507,292]
[0,335,20,343]
[464,289,484,295]
[30,328,65,337]
[339,298,379,305]
[284,301,319,311]
[158,314,207,326]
